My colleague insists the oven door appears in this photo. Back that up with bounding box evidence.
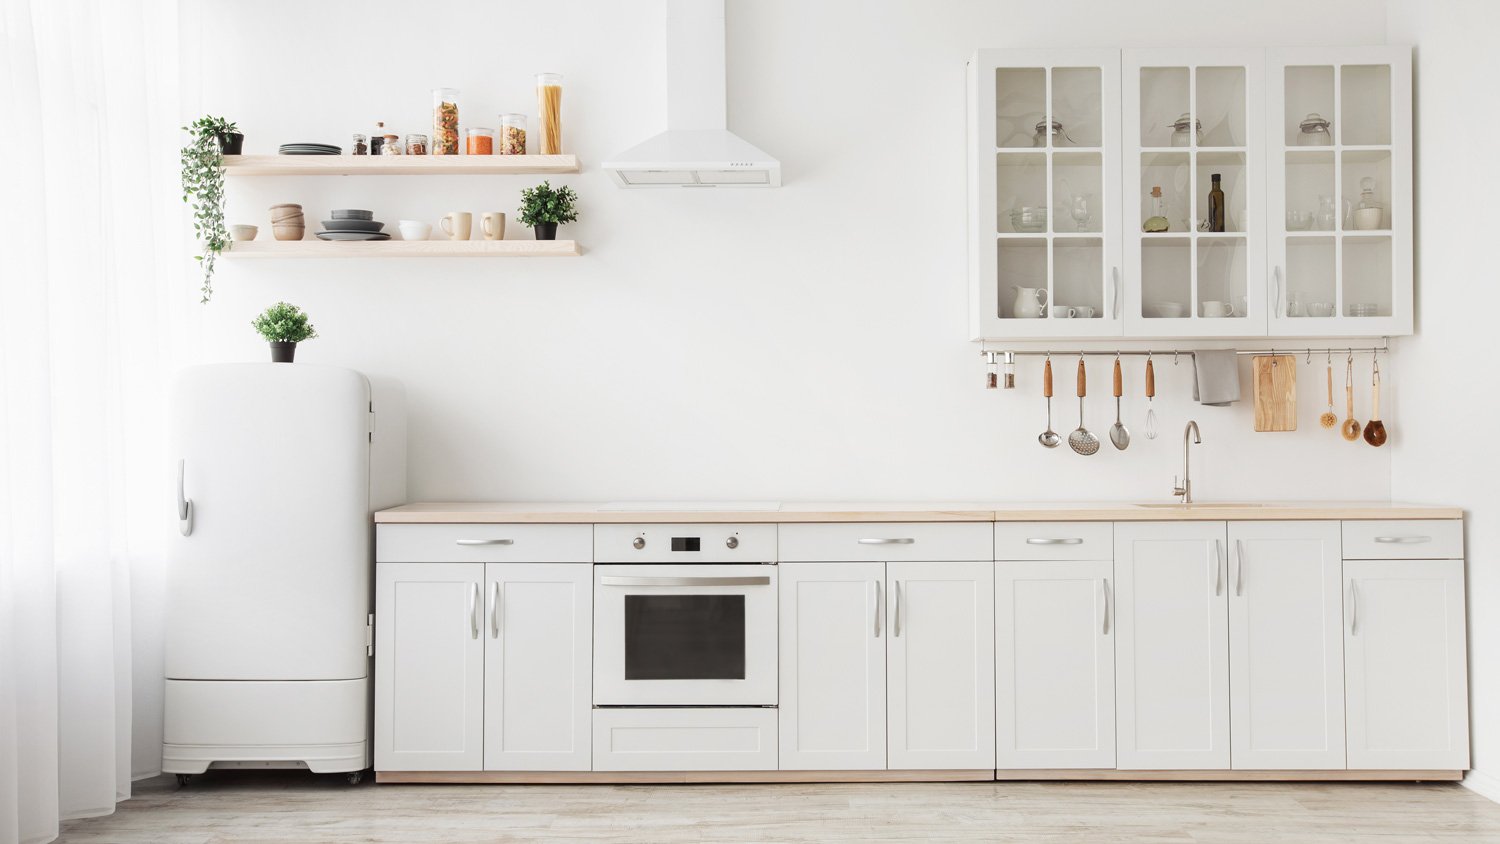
[594,564,777,706]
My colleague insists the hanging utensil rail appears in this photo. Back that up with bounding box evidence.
[981,340,1389,388]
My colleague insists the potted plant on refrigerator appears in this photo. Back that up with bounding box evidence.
[251,301,318,363]
[517,180,579,240]
[181,115,243,303]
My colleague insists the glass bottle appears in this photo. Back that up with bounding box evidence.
[536,73,563,155]
[432,88,460,155]
[1207,173,1225,232]
[1143,186,1169,232]
[1355,177,1384,230]
[499,114,527,155]
[370,121,387,155]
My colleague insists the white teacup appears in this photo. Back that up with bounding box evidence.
[1050,305,1076,319]
[399,220,432,241]
[1202,300,1231,318]
[1074,305,1096,319]
[1307,302,1335,318]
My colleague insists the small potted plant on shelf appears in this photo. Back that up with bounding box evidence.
[181,115,243,303]
[517,180,579,240]
[251,301,318,363]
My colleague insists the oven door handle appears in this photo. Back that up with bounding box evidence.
[598,575,771,587]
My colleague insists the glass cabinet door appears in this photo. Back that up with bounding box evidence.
[1267,47,1412,337]
[969,49,1121,339]
[1123,49,1265,338]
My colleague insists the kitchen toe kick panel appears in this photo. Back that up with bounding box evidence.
[591,708,778,771]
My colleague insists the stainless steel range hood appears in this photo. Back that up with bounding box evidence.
[603,0,781,188]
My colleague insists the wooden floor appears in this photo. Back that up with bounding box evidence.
[56,771,1500,843]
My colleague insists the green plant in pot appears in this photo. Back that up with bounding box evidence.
[181,116,243,303]
[518,180,579,240]
[251,301,318,363]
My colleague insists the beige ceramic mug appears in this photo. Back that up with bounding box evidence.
[440,211,473,241]
[481,212,506,241]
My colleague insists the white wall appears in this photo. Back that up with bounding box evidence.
[189,0,1394,504]
[1386,0,1500,800]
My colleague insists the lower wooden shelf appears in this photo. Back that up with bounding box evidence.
[221,240,581,259]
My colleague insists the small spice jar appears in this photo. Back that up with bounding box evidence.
[1170,113,1203,147]
[351,133,369,155]
[383,133,403,155]
[466,127,494,155]
[405,133,428,156]
[1298,113,1332,146]
[499,114,527,155]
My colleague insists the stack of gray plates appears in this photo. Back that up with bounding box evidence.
[279,142,341,156]
[317,209,389,241]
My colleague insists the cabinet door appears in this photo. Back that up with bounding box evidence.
[1123,49,1266,338]
[1114,522,1230,769]
[1227,522,1345,769]
[1345,559,1469,770]
[1267,47,1412,337]
[483,563,591,771]
[374,563,484,771]
[969,48,1123,340]
[779,563,886,770]
[888,561,996,770]
[995,560,1115,769]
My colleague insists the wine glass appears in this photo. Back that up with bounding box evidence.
[1070,195,1090,232]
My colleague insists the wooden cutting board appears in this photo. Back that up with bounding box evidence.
[1252,355,1297,432]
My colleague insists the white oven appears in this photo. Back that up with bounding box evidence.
[592,524,778,707]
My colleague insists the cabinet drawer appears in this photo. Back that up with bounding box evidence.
[376,524,593,563]
[592,708,777,771]
[994,522,1113,561]
[1342,520,1462,559]
[778,522,992,562]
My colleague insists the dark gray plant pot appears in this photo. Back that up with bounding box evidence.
[218,132,245,155]
[269,341,297,363]
[534,222,558,241]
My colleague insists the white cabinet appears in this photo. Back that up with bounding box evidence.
[483,563,591,771]
[374,562,485,772]
[1267,47,1412,337]
[887,561,996,770]
[1344,559,1469,770]
[995,560,1115,769]
[778,563,886,770]
[1227,522,1345,770]
[1114,522,1229,770]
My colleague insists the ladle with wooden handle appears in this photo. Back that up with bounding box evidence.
[1039,357,1060,448]
[1068,357,1100,456]
[1341,353,1362,442]
[1363,354,1387,447]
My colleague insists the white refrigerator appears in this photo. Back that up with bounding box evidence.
[163,363,406,781]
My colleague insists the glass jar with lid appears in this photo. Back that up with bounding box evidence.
[1031,120,1072,148]
[351,133,368,155]
[404,133,427,156]
[1298,113,1332,146]
[432,88,460,155]
[1354,176,1384,229]
[465,127,494,155]
[498,114,527,155]
[1170,113,1202,147]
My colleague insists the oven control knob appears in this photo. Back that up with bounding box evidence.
[632,536,646,550]
[726,536,739,549]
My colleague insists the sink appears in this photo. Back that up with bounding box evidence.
[1135,502,1269,509]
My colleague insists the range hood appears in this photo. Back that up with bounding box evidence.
[603,0,781,188]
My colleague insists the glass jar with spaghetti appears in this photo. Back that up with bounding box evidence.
[432,88,460,155]
[535,73,562,154]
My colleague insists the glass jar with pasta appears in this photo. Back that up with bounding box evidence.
[535,73,562,154]
[432,88,460,155]
[498,114,527,155]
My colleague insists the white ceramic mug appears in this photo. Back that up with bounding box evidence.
[481,212,506,241]
[398,220,431,241]
[1050,305,1076,319]
[1202,300,1231,318]
[440,211,473,241]
[1074,305,1096,319]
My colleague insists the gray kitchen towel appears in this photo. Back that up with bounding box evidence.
[1193,350,1241,406]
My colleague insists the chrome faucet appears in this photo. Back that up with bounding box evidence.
[1173,420,1202,504]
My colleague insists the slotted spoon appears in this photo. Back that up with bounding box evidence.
[1068,358,1100,456]
[1319,354,1337,428]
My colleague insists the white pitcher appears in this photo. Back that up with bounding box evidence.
[1012,287,1048,319]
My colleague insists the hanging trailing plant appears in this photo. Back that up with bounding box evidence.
[180,116,241,303]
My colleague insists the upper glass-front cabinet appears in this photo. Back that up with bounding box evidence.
[968,46,1411,341]
[969,49,1122,340]
[1267,47,1413,337]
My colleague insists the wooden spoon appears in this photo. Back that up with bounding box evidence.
[1341,355,1362,442]
[1319,357,1337,428]
[1363,358,1387,447]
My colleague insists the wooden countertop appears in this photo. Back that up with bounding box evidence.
[375,501,1463,524]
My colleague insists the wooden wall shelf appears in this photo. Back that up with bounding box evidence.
[222,240,581,259]
[222,154,581,176]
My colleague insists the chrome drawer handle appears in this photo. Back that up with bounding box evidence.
[599,575,770,587]
[1373,536,1431,544]
[1027,538,1083,545]
[456,539,514,546]
[858,538,914,545]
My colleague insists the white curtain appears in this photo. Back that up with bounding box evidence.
[0,0,182,841]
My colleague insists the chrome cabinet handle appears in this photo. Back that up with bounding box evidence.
[468,583,480,640]
[1027,537,1084,545]
[599,575,771,587]
[1112,266,1122,319]
[1213,539,1224,596]
[1234,539,1245,597]
[858,538,914,545]
[873,580,882,638]
[1374,536,1431,544]
[1349,581,1359,635]
[177,459,194,537]
[457,538,513,546]
[1101,578,1112,635]
[489,581,501,638]
[893,581,903,638]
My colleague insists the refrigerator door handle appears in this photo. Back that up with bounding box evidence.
[177,459,194,537]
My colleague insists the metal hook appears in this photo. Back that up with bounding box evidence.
[1372,349,1380,381]
[1306,348,1312,365]
[1173,351,1180,366]
[1327,348,1332,365]
[1347,348,1354,365]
